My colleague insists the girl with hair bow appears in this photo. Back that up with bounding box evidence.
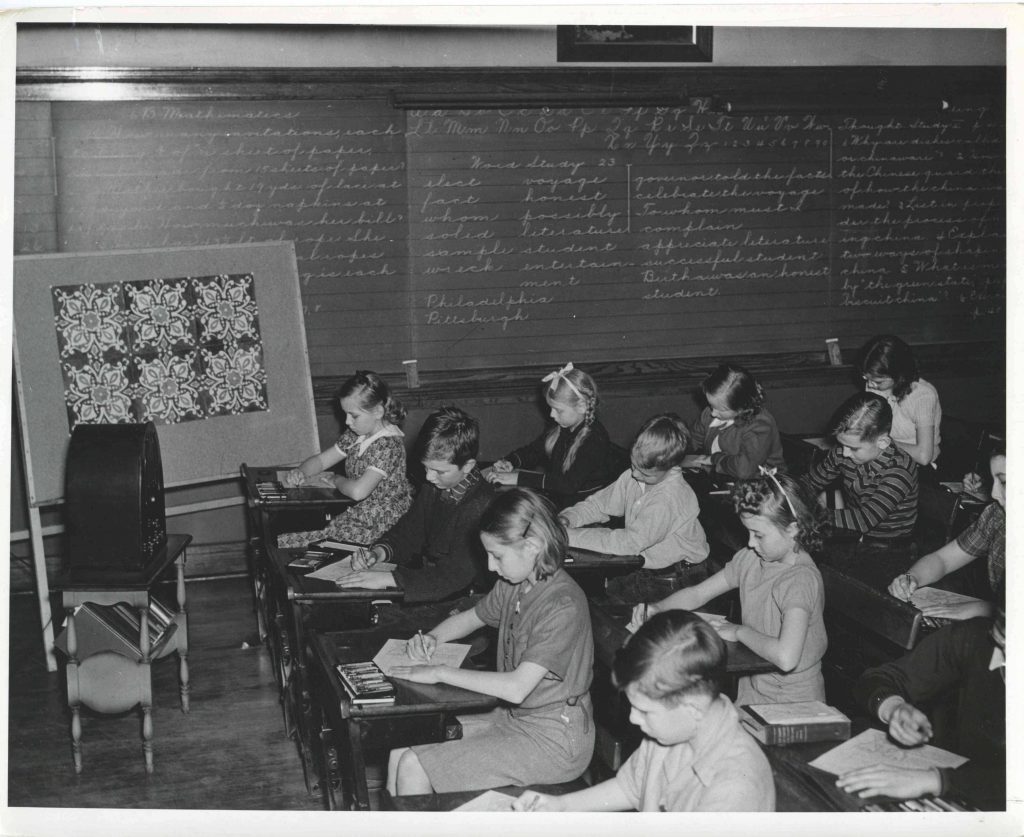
[484,362,625,509]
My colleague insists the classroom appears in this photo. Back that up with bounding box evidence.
[4,8,1015,832]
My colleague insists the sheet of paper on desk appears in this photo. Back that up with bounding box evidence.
[910,587,984,615]
[809,728,967,776]
[305,557,397,582]
[454,790,516,811]
[372,637,471,676]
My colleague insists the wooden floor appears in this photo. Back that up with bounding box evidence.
[6,575,321,811]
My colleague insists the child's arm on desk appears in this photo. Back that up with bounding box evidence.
[513,779,632,812]
[629,570,732,631]
[728,606,809,672]
[283,445,346,486]
[888,540,976,601]
[333,467,385,501]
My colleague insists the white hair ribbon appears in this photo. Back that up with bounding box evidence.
[541,362,583,401]
[759,465,798,519]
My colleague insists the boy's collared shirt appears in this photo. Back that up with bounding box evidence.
[616,695,775,812]
[561,469,708,569]
[439,464,481,505]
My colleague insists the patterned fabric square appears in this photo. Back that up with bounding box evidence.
[52,283,128,361]
[61,358,135,426]
[51,272,268,430]
[135,352,206,424]
[192,274,260,348]
[125,277,195,354]
[202,345,269,417]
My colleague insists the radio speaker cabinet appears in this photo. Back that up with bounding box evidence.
[65,422,167,581]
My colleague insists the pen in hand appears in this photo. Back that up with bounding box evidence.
[417,629,433,661]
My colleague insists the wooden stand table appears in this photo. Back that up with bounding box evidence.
[54,533,191,774]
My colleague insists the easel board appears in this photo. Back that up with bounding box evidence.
[14,241,319,506]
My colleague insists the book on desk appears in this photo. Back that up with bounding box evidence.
[741,700,851,745]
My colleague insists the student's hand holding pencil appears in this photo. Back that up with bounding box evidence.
[352,545,384,571]
[886,701,933,747]
[627,602,656,633]
[406,630,437,662]
[887,572,918,601]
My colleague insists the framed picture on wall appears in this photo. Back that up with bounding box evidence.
[556,25,713,63]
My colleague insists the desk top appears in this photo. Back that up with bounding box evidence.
[382,783,585,811]
[818,544,923,649]
[564,547,644,572]
[240,462,352,510]
[310,625,500,720]
[266,543,404,603]
[589,600,776,676]
[55,533,192,591]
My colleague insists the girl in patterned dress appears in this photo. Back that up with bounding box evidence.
[277,371,411,547]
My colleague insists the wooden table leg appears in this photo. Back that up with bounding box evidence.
[70,700,83,774]
[142,700,154,774]
[347,719,371,811]
[176,555,191,713]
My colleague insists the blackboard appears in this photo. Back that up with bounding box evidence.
[13,69,1005,378]
[13,242,318,506]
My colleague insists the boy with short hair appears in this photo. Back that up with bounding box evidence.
[337,406,497,602]
[802,392,919,545]
[559,413,709,604]
[513,610,775,812]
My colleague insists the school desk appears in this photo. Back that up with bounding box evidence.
[564,546,644,573]
[239,462,352,641]
[381,781,589,811]
[588,599,776,776]
[261,542,404,794]
[308,623,500,811]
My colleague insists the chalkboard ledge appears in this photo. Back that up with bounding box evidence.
[311,342,1002,411]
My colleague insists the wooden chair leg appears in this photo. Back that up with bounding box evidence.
[179,652,191,714]
[70,702,83,774]
[142,702,154,774]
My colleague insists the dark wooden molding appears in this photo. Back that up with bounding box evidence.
[16,65,1004,104]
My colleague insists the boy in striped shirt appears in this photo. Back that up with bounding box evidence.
[802,392,919,546]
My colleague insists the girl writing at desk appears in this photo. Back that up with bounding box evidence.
[484,362,623,508]
[630,469,828,706]
[386,488,594,795]
[278,370,412,547]
[888,444,1005,619]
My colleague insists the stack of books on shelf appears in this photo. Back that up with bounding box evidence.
[740,700,851,745]
[335,661,397,705]
[55,598,177,662]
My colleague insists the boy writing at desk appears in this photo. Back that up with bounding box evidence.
[337,407,498,606]
[802,392,919,547]
[558,413,709,604]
